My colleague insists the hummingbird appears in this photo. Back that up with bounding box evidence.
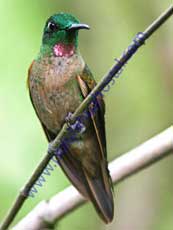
[28,13,114,223]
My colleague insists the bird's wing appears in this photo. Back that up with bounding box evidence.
[76,65,114,223]
[77,65,107,158]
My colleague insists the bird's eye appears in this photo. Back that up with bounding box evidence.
[47,22,58,32]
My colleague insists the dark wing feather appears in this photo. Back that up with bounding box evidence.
[77,65,114,223]
[79,65,107,158]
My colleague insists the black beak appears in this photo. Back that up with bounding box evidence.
[68,23,90,31]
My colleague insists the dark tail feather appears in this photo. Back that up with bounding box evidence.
[84,171,114,223]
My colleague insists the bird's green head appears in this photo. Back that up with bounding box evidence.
[40,13,90,57]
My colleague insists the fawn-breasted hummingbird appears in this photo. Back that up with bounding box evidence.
[28,13,114,223]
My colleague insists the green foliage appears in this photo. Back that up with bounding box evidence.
[0,1,173,229]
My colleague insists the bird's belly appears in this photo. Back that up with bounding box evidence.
[32,79,82,134]
[29,54,85,134]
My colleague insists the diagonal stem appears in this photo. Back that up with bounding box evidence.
[1,5,173,230]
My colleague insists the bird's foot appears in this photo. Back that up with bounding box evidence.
[65,112,86,134]
[71,120,86,134]
[65,112,74,127]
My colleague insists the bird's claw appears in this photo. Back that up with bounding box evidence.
[70,120,86,134]
[65,112,86,134]
[65,112,74,128]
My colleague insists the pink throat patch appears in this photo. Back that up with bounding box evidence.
[53,43,75,57]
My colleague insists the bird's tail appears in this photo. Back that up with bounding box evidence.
[84,169,114,223]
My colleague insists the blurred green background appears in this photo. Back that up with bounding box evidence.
[0,0,173,229]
